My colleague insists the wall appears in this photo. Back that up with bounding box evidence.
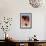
[0,0,46,40]
[44,15,46,40]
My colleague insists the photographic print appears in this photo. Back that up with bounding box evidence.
[20,13,32,29]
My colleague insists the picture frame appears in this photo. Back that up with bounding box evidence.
[20,13,32,29]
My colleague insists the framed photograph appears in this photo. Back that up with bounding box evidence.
[20,13,32,29]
